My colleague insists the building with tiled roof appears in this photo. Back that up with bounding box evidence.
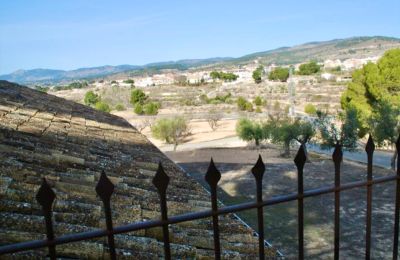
[0,81,277,259]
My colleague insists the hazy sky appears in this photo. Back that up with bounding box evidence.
[1,0,399,74]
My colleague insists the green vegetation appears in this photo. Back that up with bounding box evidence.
[304,104,317,115]
[54,81,88,91]
[252,65,264,83]
[210,71,239,81]
[264,117,315,156]
[236,119,264,146]
[268,67,290,82]
[134,103,143,114]
[236,117,315,154]
[315,109,360,150]
[94,101,111,113]
[298,61,321,75]
[200,92,232,105]
[253,96,266,106]
[237,96,253,112]
[340,48,400,168]
[34,85,49,92]
[143,102,160,115]
[114,103,126,111]
[151,117,189,151]
[123,79,135,84]
[84,91,100,106]
[130,89,148,105]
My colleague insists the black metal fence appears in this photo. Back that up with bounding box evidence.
[0,135,399,260]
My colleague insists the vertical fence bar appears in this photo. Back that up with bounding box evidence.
[251,155,266,259]
[393,135,400,259]
[294,145,307,260]
[365,136,375,260]
[152,163,171,260]
[332,144,343,260]
[35,178,57,260]
[95,171,116,260]
[205,158,221,260]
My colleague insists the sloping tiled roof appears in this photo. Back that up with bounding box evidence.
[0,81,277,259]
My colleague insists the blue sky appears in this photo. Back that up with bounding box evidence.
[0,0,399,74]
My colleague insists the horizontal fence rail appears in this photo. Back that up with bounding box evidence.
[0,135,399,259]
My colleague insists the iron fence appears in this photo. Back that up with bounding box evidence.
[0,135,399,259]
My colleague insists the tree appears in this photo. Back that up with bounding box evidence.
[304,104,317,115]
[130,89,148,105]
[268,67,290,82]
[210,71,220,80]
[369,102,400,169]
[315,109,360,151]
[341,49,400,168]
[252,65,264,83]
[264,117,315,157]
[298,61,321,75]
[207,110,223,131]
[236,118,265,146]
[84,91,100,106]
[151,117,189,151]
[94,101,111,113]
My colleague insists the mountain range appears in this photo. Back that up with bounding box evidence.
[1,36,400,84]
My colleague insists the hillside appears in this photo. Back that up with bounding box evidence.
[2,36,399,84]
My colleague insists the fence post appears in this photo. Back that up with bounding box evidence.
[95,171,117,260]
[251,155,266,259]
[332,144,343,260]
[393,135,400,259]
[294,144,307,260]
[152,162,171,260]
[205,158,221,260]
[36,178,56,260]
[365,136,375,260]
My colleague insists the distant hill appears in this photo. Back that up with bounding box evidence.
[1,36,399,84]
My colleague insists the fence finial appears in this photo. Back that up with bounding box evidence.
[252,155,265,181]
[153,162,170,194]
[96,171,115,203]
[36,178,56,211]
[294,144,307,170]
[205,158,221,189]
[365,135,375,155]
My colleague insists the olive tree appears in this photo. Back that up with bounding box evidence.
[151,117,190,151]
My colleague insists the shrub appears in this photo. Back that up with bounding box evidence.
[237,97,248,110]
[130,89,147,105]
[134,103,143,115]
[268,67,290,82]
[84,91,100,106]
[94,101,111,113]
[115,103,126,111]
[298,61,320,75]
[304,104,317,115]
[245,102,254,112]
[255,107,262,113]
[143,102,160,115]
[123,79,135,84]
[253,96,265,106]
[252,65,264,83]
